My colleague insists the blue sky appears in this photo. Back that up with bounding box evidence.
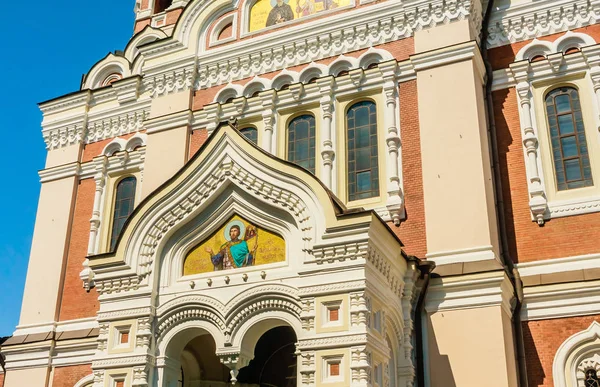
[0,1,135,336]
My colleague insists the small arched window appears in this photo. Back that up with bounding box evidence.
[110,177,137,250]
[240,127,258,145]
[154,0,172,13]
[586,369,600,387]
[347,101,379,201]
[287,114,316,174]
[545,87,593,190]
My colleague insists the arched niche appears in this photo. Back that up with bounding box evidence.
[158,182,299,288]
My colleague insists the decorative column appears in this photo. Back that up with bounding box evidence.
[318,77,335,190]
[260,90,277,154]
[380,62,404,226]
[512,62,547,224]
[87,157,107,255]
[583,45,600,129]
[297,347,316,387]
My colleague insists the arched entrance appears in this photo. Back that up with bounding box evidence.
[236,326,298,386]
[159,326,231,387]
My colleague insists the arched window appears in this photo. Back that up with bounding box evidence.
[586,369,600,387]
[545,87,593,190]
[110,177,137,250]
[154,0,172,13]
[287,114,316,174]
[240,127,258,145]
[347,101,379,201]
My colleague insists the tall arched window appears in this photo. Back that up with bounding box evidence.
[110,177,137,250]
[545,87,593,190]
[347,101,379,201]
[287,114,316,174]
[240,127,258,145]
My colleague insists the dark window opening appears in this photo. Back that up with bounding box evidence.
[110,177,137,250]
[545,87,593,190]
[585,369,600,387]
[240,127,258,145]
[154,0,173,13]
[347,101,379,201]
[287,114,316,174]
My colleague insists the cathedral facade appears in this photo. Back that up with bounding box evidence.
[1,0,599,386]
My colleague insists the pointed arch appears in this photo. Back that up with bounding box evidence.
[553,321,600,387]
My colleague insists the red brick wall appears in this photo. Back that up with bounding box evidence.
[58,178,99,321]
[523,315,600,387]
[0,372,4,387]
[134,19,151,34]
[492,88,600,263]
[52,364,92,387]
[189,128,209,158]
[392,80,427,258]
[488,24,600,71]
[82,133,140,163]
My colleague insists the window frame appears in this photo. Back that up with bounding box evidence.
[109,175,138,251]
[532,76,600,213]
[543,86,594,191]
[240,125,259,145]
[286,113,317,174]
[100,172,142,253]
[344,98,381,203]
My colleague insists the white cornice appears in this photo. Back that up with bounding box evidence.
[521,280,600,320]
[425,272,515,316]
[516,253,600,277]
[487,0,600,48]
[38,163,80,183]
[145,110,193,134]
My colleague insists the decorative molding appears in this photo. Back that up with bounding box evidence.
[299,280,367,297]
[426,273,515,316]
[487,0,600,48]
[297,334,368,350]
[553,321,600,387]
[521,281,600,321]
[143,64,196,98]
[97,307,154,322]
[516,253,600,277]
[86,109,149,144]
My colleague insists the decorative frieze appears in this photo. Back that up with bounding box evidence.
[143,65,196,98]
[86,109,149,144]
[487,0,600,48]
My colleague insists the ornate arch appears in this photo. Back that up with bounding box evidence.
[223,284,302,343]
[74,374,94,387]
[553,321,600,387]
[87,125,344,296]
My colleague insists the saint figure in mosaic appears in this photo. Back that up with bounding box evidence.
[266,0,295,26]
[205,220,258,271]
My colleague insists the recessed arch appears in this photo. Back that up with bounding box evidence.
[553,321,600,387]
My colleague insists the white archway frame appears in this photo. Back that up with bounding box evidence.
[73,374,94,387]
[516,31,597,61]
[159,190,299,287]
[553,321,600,387]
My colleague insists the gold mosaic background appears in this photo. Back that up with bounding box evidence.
[183,214,286,275]
[249,0,352,32]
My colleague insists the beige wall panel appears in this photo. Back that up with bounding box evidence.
[142,126,189,198]
[417,59,498,256]
[414,19,472,53]
[427,306,517,387]
[4,367,49,387]
[19,176,77,326]
[45,144,81,168]
[149,91,191,118]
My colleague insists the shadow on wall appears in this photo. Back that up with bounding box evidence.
[426,314,457,387]
[492,88,520,264]
[521,322,545,386]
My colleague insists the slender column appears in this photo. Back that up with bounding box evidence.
[513,70,547,224]
[380,62,403,225]
[318,77,335,189]
[88,157,107,255]
[218,352,251,386]
[260,90,276,154]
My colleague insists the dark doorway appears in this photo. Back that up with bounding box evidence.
[237,326,297,386]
